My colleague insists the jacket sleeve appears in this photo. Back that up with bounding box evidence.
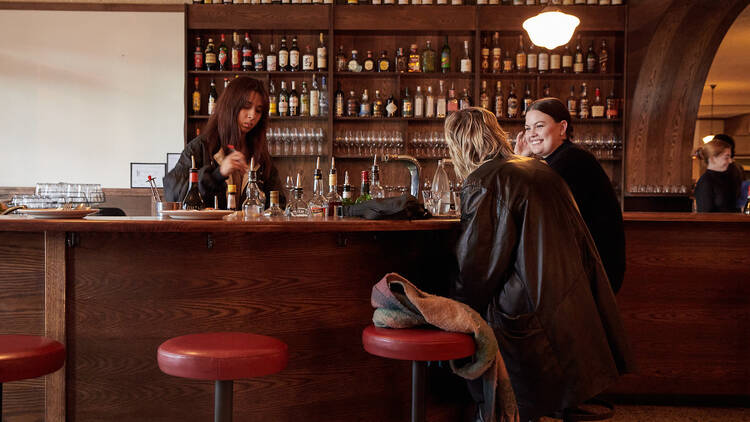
[452,182,518,313]
[163,148,194,203]
[163,138,227,205]
[694,176,713,212]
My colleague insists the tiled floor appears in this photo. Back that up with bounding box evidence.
[539,405,750,422]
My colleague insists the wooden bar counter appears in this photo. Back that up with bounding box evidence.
[1,212,748,421]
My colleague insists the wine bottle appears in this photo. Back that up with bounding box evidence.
[355,170,372,204]
[182,155,205,210]
[342,171,354,206]
[325,157,343,217]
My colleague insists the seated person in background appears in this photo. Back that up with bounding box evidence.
[710,134,745,207]
[446,107,633,422]
[514,97,625,294]
[694,138,738,212]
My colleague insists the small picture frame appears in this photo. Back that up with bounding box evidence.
[130,163,166,188]
[166,153,181,173]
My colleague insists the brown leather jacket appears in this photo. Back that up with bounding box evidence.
[452,156,634,420]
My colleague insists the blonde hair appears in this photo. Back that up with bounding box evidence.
[444,107,514,180]
[695,139,731,164]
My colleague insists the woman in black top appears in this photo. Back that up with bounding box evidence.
[694,138,737,212]
[164,76,285,209]
[514,98,625,294]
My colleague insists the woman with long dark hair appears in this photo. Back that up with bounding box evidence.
[165,76,285,209]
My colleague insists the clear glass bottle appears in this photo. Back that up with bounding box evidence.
[268,81,278,117]
[300,81,310,116]
[325,157,343,217]
[414,86,425,118]
[578,82,590,119]
[348,50,362,72]
[278,35,289,71]
[494,81,504,118]
[316,32,327,71]
[436,80,447,118]
[431,159,452,215]
[372,89,384,117]
[243,158,267,218]
[521,83,533,116]
[459,87,472,110]
[479,80,490,110]
[491,32,502,74]
[266,43,277,71]
[302,45,315,71]
[370,156,385,199]
[319,76,329,117]
[421,40,436,73]
[425,85,435,118]
[460,40,472,73]
[308,157,327,217]
[359,89,371,117]
[310,76,320,117]
[262,191,284,217]
[566,84,578,117]
[447,84,459,115]
[289,174,310,217]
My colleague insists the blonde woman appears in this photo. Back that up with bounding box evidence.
[445,108,633,422]
[694,138,739,212]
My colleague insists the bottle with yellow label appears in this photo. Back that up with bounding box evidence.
[191,77,201,115]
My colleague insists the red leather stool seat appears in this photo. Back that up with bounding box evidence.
[157,332,288,381]
[0,335,65,383]
[362,325,475,362]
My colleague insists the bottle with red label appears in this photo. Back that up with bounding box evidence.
[241,32,254,71]
[193,36,203,71]
[217,34,229,71]
[230,31,241,71]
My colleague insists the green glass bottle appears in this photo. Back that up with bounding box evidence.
[355,170,372,204]
[421,40,436,73]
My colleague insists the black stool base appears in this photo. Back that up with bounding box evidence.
[214,380,234,422]
[411,361,426,422]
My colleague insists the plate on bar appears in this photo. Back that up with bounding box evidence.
[161,209,234,220]
[18,208,99,219]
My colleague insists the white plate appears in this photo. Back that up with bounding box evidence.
[161,209,234,220]
[17,208,99,219]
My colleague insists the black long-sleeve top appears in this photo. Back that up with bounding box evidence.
[694,169,738,213]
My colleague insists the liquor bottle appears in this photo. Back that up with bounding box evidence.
[208,79,218,115]
[521,84,533,117]
[527,43,538,73]
[460,40,472,74]
[278,36,289,71]
[480,36,490,73]
[396,47,408,73]
[578,83,590,119]
[743,185,750,215]
[300,81,310,116]
[436,80,447,118]
[425,85,435,118]
[355,171,372,204]
[363,50,376,72]
[317,32,327,71]
[289,35,300,71]
[254,42,265,71]
[309,157,327,218]
[223,77,230,90]
[591,87,605,118]
[447,84,459,115]
[204,38,217,71]
[460,88,472,110]
[507,83,519,118]
[386,93,398,117]
[402,87,413,118]
[194,36,204,71]
[289,81,299,116]
[370,156,385,199]
[278,81,289,116]
[217,34,229,71]
[302,45,315,71]
[377,50,391,72]
[479,80,490,110]
[289,173,310,217]
[334,82,344,117]
[182,156,205,210]
[310,75,320,117]
[231,32,241,71]
[538,47,549,73]
[414,86,425,118]
[336,45,347,72]
[422,41,436,73]
[348,50,362,72]
[491,32,502,74]
[192,77,201,115]
[262,191,284,217]
[605,89,618,119]
[515,35,527,72]
[599,39,609,73]
[346,90,359,117]
[372,89,384,117]
[543,83,551,98]
[407,44,420,73]
[440,36,451,74]
[319,76,329,116]
[566,85,577,117]
[268,81,278,116]
[359,89,371,117]
[342,171,354,206]
[562,44,573,73]
[494,81,504,118]
[243,158,266,218]
[586,41,598,73]
[550,47,561,72]
[325,157,343,217]
[242,33,254,71]
[502,49,514,73]
[574,36,584,74]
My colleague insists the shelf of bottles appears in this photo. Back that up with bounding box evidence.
[189,1,624,7]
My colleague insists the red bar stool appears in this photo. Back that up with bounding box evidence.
[157,332,288,422]
[362,325,475,422]
[0,335,66,418]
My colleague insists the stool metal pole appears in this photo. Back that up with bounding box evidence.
[214,380,233,422]
[411,361,426,422]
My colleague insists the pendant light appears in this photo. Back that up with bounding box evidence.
[702,84,717,143]
[523,7,581,50]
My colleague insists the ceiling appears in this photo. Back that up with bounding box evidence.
[697,4,750,119]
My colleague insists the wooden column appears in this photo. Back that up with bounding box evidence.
[44,231,66,422]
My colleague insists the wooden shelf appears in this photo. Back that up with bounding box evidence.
[188,70,327,76]
[478,5,627,32]
[270,116,328,121]
[334,117,444,121]
[334,5,475,32]
[187,4,330,30]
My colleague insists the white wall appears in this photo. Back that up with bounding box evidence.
[0,10,184,188]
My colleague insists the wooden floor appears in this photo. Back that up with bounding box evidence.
[541,404,750,422]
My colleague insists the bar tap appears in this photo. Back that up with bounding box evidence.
[381,154,422,198]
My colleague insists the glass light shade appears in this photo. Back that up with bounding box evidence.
[523,11,581,50]
[703,135,715,143]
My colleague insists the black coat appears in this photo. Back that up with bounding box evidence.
[695,169,740,213]
[453,156,634,421]
[164,136,286,210]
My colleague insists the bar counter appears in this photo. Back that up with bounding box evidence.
[1,212,748,420]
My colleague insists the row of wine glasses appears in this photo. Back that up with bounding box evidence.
[629,184,689,194]
[572,132,623,159]
[408,131,449,158]
[267,127,325,156]
[333,130,405,157]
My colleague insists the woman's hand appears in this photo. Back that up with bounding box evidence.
[513,131,532,157]
[219,150,249,177]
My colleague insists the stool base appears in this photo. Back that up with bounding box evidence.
[411,361,425,422]
[214,380,233,422]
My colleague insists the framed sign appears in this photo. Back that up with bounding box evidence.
[130,163,166,188]
[166,153,181,173]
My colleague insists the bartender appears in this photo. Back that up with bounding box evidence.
[164,76,285,209]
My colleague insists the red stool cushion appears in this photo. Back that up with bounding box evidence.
[0,335,65,383]
[362,325,475,362]
[157,332,288,381]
